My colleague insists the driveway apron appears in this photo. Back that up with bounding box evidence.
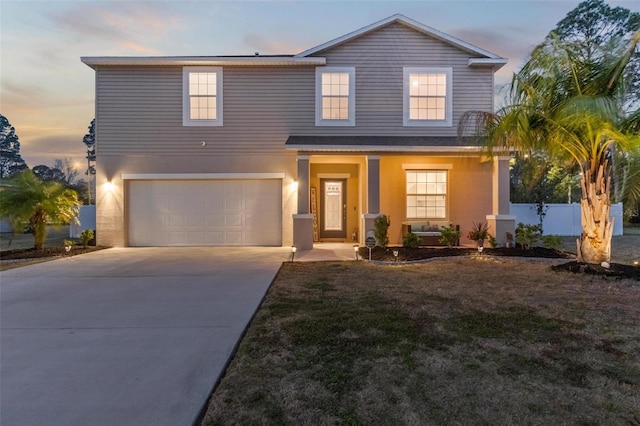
[0,247,289,426]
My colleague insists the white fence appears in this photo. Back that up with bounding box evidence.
[70,205,96,238]
[510,203,623,236]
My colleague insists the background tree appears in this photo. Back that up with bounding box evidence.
[0,114,28,178]
[461,31,640,264]
[0,170,80,249]
[83,119,96,204]
[32,164,66,183]
[53,158,79,185]
[542,0,640,210]
[548,0,640,110]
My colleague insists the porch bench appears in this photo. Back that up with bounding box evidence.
[402,220,460,246]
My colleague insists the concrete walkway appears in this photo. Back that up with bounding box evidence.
[0,247,289,426]
[294,242,360,262]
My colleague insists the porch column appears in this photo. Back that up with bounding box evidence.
[486,156,515,246]
[293,155,314,250]
[363,155,381,241]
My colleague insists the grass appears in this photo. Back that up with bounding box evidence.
[202,259,640,425]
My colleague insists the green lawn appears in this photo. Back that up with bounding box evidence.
[202,259,640,425]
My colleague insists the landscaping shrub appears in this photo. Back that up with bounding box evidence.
[403,232,420,249]
[81,229,94,248]
[439,226,461,248]
[374,215,390,248]
[542,235,563,250]
[516,223,541,250]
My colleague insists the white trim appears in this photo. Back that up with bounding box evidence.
[403,67,453,127]
[317,173,351,178]
[468,58,507,70]
[182,66,223,127]
[82,56,325,68]
[315,67,356,127]
[121,173,285,180]
[286,145,481,152]
[402,163,453,170]
[486,215,516,220]
[295,14,505,60]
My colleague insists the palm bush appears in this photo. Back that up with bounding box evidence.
[0,170,80,249]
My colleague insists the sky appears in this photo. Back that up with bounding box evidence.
[1,0,639,171]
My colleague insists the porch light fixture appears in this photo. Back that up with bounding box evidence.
[290,246,297,262]
[353,245,359,260]
[104,181,115,192]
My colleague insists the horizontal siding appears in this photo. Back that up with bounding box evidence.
[95,22,496,157]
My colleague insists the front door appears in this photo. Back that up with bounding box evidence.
[320,179,347,239]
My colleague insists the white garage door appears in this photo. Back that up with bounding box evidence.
[128,179,282,246]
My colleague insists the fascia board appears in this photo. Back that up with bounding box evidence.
[81,56,325,69]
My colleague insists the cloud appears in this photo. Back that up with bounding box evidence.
[243,34,307,55]
[45,2,186,55]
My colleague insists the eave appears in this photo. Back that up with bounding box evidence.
[81,56,326,69]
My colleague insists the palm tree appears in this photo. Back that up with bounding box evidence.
[0,170,80,249]
[460,32,640,264]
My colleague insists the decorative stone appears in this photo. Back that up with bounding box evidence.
[601,261,610,269]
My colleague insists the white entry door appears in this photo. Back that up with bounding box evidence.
[320,179,346,239]
[128,179,281,246]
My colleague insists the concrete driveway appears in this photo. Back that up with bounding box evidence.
[0,247,289,426]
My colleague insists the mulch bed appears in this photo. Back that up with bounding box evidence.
[359,246,573,262]
[359,246,640,281]
[0,246,108,261]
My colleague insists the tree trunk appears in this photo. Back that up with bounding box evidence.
[576,164,613,264]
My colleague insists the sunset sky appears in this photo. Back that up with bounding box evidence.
[1,0,638,171]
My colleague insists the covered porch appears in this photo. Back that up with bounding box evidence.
[287,136,515,250]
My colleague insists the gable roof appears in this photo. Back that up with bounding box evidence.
[295,14,507,68]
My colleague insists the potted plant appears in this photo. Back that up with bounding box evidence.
[467,221,489,252]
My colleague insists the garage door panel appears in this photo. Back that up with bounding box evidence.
[128,179,281,246]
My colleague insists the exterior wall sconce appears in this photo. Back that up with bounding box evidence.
[104,181,115,192]
[291,246,297,262]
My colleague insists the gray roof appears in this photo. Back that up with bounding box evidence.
[285,136,481,151]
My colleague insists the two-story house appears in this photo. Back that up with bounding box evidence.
[82,14,515,249]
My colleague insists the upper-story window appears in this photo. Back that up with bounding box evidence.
[315,67,355,126]
[403,67,452,127]
[183,66,223,126]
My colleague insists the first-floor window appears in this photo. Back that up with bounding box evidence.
[406,170,447,219]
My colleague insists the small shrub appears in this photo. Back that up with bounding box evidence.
[63,239,74,248]
[439,226,461,248]
[403,232,420,249]
[542,235,563,250]
[374,215,390,248]
[81,229,95,248]
[488,235,498,248]
[515,223,541,250]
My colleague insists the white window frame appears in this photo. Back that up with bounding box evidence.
[315,66,356,127]
[405,169,448,219]
[403,67,452,127]
[183,66,223,126]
